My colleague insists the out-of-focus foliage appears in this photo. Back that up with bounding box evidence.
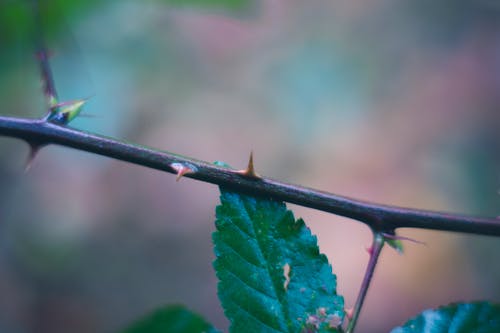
[122,305,219,333]
[0,0,253,47]
[0,0,99,46]
[391,302,500,333]
[407,0,500,44]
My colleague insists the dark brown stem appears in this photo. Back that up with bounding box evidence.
[1,116,499,237]
[36,47,58,105]
[33,0,58,115]
[345,232,385,333]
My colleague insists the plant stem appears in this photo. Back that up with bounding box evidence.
[1,116,499,237]
[346,232,385,333]
[33,0,58,110]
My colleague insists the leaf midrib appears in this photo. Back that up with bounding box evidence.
[238,195,290,333]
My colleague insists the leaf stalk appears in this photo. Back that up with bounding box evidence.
[345,232,385,333]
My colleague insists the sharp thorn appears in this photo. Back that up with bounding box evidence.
[236,151,261,179]
[24,144,43,173]
[170,162,197,181]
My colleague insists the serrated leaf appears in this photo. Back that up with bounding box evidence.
[213,188,344,333]
[121,304,219,333]
[390,301,500,333]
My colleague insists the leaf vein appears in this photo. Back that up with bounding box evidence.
[238,196,291,326]
[218,238,262,271]
[226,298,286,333]
[221,261,276,303]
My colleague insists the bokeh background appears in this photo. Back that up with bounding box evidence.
[1,0,499,332]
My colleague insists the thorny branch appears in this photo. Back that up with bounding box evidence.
[5,0,496,238]
[33,0,58,113]
[0,115,499,237]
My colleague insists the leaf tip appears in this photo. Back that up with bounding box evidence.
[382,232,426,254]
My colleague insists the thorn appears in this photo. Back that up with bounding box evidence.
[365,245,373,255]
[24,143,43,172]
[236,151,261,179]
[345,308,354,320]
[170,162,197,181]
[382,232,427,246]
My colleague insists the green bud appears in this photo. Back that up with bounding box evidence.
[48,99,86,124]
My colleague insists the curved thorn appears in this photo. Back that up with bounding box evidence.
[170,162,197,181]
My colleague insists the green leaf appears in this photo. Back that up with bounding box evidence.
[385,238,404,255]
[0,0,101,45]
[48,98,87,124]
[122,304,219,333]
[391,302,500,333]
[0,0,253,52]
[213,188,344,333]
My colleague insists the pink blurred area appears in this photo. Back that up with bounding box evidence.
[0,1,499,332]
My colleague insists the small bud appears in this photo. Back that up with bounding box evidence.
[48,98,88,125]
[213,160,232,168]
[382,232,426,255]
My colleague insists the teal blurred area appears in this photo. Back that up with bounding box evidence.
[1,1,499,332]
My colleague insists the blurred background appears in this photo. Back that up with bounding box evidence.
[0,0,499,332]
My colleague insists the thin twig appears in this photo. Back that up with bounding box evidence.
[345,232,385,333]
[0,116,499,237]
[33,0,58,113]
